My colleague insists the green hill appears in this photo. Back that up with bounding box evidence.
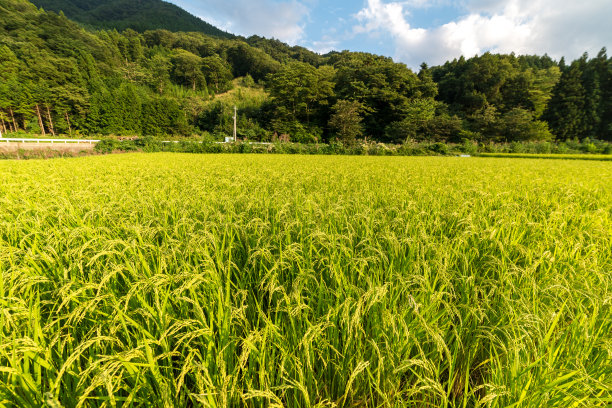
[29,0,233,37]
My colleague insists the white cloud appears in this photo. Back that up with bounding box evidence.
[355,0,612,67]
[310,37,340,54]
[172,0,310,44]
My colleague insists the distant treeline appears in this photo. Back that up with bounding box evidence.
[0,0,610,143]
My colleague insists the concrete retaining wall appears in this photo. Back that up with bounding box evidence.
[0,142,96,153]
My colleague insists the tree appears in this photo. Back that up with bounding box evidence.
[225,42,280,81]
[171,49,205,91]
[54,83,89,135]
[329,100,364,145]
[118,29,144,63]
[385,99,436,143]
[593,48,611,140]
[601,51,612,141]
[142,96,190,136]
[267,62,335,131]
[543,63,587,139]
[417,63,438,98]
[498,108,553,141]
[529,66,561,118]
[0,46,20,132]
[147,54,171,94]
[468,104,500,141]
[332,52,426,138]
[201,55,233,94]
[117,83,142,134]
[500,71,535,112]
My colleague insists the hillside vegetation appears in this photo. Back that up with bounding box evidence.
[29,0,233,37]
[0,0,610,143]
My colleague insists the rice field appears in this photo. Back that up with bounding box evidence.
[0,153,610,407]
[477,153,612,161]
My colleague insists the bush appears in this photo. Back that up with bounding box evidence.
[585,143,598,154]
[92,138,612,158]
[95,139,120,153]
[428,142,449,155]
[460,139,478,154]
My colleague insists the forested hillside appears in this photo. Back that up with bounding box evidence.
[432,53,612,142]
[29,0,232,38]
[0,0,610,142]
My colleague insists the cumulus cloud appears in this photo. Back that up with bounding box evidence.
[310,36,341,54]
[355,0,612,67]
[172,0,310,44]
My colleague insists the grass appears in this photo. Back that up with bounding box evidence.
[477,153,612,161]
[211,79,268,106]
[0,154,610,407]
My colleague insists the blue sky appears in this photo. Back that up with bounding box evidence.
[169,0,612,69]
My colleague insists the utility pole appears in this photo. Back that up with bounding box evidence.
[233,105,237,142]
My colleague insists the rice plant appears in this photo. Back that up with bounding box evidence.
[0,154,610,407]
[477,153,612,161]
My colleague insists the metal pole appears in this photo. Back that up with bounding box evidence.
[233,106,237,142]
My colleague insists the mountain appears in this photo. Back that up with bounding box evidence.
[29,0,233,38]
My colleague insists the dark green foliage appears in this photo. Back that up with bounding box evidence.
[29,0,233,38]
[141,97,189,136]
[421,113,464,142]
[431,53,570,142]
[225,42,281,81]
[170,49,205,91]
[266,62,335,134]
[331,52,424,140]
[544,63,587,139]
[145,54,171,94]
[328,100,364,144]
[245,35,325,66]
[498,108,553,141]
[201,55,233,94]
[544,49,611,141]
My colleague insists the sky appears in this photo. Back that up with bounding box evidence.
[169,0,612,68]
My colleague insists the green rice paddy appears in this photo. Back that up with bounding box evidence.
[0,154,610,407]
[477,153,612,161]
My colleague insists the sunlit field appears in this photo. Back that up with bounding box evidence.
[0,154,610,407]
